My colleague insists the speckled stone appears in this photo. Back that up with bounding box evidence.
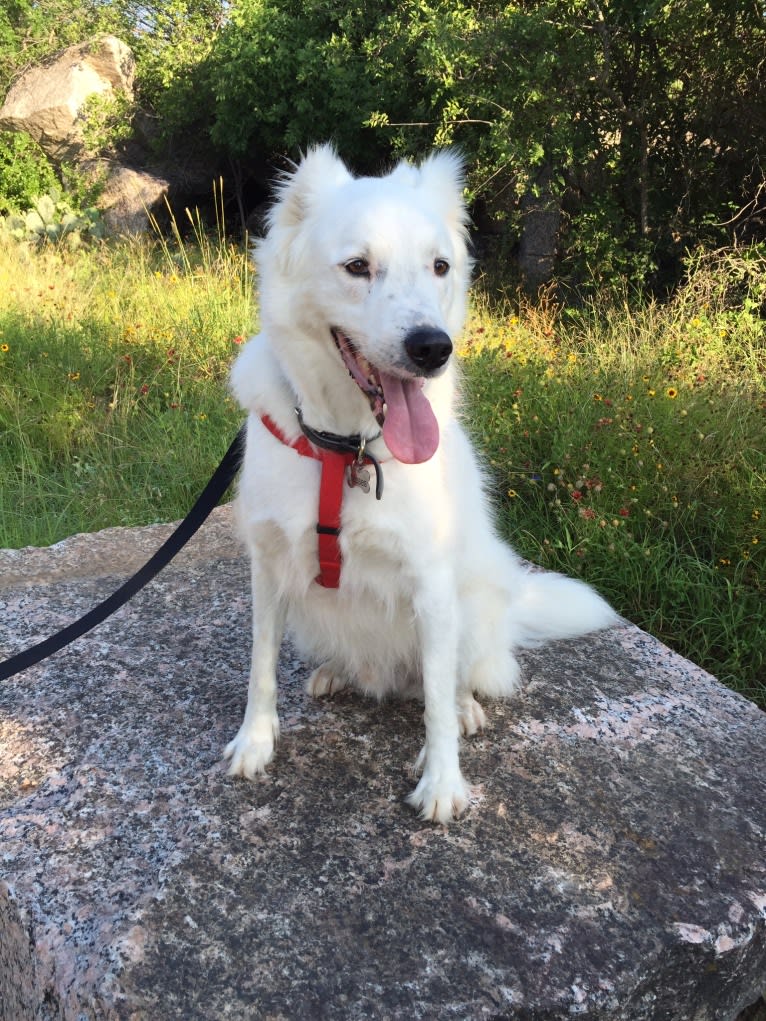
[1,506,765,1020]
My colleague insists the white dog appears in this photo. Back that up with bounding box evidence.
[225,145,616,822]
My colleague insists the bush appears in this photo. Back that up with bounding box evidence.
[0,131,58,214]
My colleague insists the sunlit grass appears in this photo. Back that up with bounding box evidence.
[0,224,253,546]
[462,254,766,704]
[0,232,763,706]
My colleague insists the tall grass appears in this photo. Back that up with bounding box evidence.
[0,218,252,546]
[0,230,763,706]
[462,249,766,705]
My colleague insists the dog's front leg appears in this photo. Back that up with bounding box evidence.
[406,568,470,823]
[224,557,285,779]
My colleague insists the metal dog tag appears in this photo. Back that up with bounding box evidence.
[346,461,371,493]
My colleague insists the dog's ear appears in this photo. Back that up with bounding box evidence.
[415,150,470,237]
[267,144,353,232]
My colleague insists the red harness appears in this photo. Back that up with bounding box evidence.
[260,414,382,589]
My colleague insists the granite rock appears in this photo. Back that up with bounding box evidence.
[0,36,135,164]
[1,506,765,1020]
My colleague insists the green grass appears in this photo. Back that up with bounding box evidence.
[0,215,252,545]
[461,252,766,705]
[1,231,764,707]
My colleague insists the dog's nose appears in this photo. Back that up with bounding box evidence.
[404,327,453,373]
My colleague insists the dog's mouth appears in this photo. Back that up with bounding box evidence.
[331,328,439,464]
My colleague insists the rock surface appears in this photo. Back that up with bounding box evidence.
[0,36,169,234]
[89,160,170,235]
[0,36,135,163]
[1,506,765,1020]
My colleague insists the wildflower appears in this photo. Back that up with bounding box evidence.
[666,387,678,398]
[198,413,207,421]
[593,393,603,402]
[752,537,760,545]
[618,507,630,518]
[571,489,583,501]
[647,388,656,397]
[68,372,80,381]
[140,384,149,395]
[752,510,761,521]
[579,507,597,520]
[507,489,518,498]
[232,335,245,344]
[0,343,8,353]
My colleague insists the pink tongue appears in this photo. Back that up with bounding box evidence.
[380,372,439,464]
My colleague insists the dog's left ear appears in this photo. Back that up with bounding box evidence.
[268,144,353,233]
[416,150,470,237]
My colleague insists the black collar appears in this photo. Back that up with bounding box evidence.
[295,408,385,500]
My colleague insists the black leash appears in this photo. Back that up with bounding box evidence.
[0,424,246,682]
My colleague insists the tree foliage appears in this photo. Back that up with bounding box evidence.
[0,0,763,292]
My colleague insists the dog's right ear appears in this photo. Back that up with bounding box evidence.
[267,144,353,232]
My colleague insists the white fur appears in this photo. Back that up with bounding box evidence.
[224,145,617,822]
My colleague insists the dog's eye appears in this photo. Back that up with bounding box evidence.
[434,259,450,277]
[345,259,370,278]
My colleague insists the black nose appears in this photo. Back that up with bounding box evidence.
[404,327,453,373]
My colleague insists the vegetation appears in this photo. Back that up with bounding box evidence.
[1,1,764,290]
[0,221,251,547]
[462,249,766,705]
[0,4,764,701]
[0,234,763,706]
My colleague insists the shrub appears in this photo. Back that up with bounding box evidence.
[0,131,58,214]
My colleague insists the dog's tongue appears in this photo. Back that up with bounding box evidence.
[380,372,439,464]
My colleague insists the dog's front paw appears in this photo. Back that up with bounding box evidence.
[223,714,279,779]
[406,768,470,824]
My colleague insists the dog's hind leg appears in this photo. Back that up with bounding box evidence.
[457,692,487,736]
[306,659,350,697]
[224,558,286,779]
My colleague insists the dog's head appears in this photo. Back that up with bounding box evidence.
[256,145,471,463]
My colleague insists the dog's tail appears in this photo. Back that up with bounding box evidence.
[507,568,618,649]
